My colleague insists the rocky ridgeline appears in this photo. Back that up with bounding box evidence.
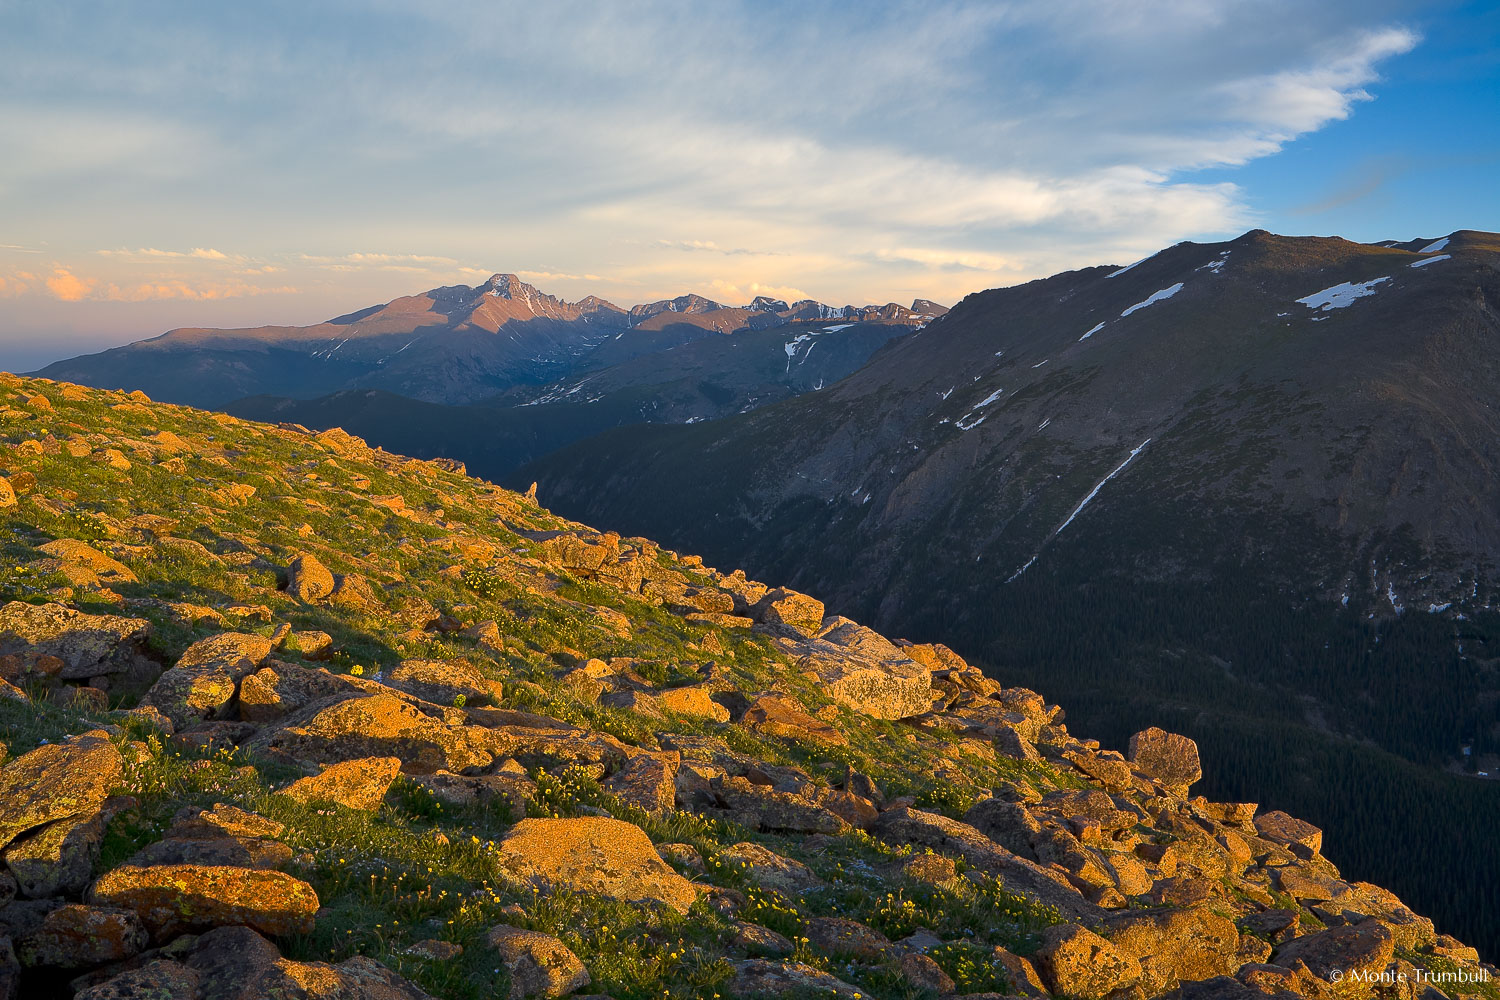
[0,371,1491,1000]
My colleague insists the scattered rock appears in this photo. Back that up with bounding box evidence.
[804,916,891,960]
[1272,920,1395,982]
[729,959,865,998]
[0,602,152,680]
[900,952,956,994]
[15,903,147,968]
[740,694,845,745]
[1032,922,1143,999]
[1254,810,1323,856]
[277,756,402,811]
[494,817,698,914]
[1128,727,1203,794]
[143,632,273,729]
[286,552,336,602]
[0,730,121,851]
[719,842,823,894]
[89,864,320,939]
[487,924,591,999]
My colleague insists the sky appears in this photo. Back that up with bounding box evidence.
[1,0,1496,370]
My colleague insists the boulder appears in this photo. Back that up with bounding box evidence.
[602,749,678,814]
[873,806,1102,920]
[387,658,496,705]
[729,959,865,998]
[486,924,591,998]
[1103,905,1242,993]
[719,842,823,894]
[177,925,435,1000]
[963,797,1042,859]
[237,661,353,722]
[2,809,104,897]
[73,958,201,1000]
[89,864,319,939]
[657,685,730,722]
[1128,727,1203,794]
[751,588,825,635]
[494,817,698,914]
[0,476,13,509]
[1033,923,1143,999]
[143,632,274,729]
[804,916,891,960]
[900,952,956,994]
[0,730,121,851]
[0,602,151,680]
[15,904,147,968]
[1254,811,1323,856]
[740,695,845,745]
[36,539,137,586]
[249,691,495,774]
[1272,920,1395,982]
[286,552,335,602]
[277,756,402,811]
[772,620,932,719]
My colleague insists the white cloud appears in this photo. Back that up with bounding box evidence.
[0,0,1427,334]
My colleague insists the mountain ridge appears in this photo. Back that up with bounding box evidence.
[33,273,945,409]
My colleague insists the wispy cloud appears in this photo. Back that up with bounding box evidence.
[0,0,1430,335]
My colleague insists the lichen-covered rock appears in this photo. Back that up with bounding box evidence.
[899,952,956,994]
[1103,905,1241,993]
[1033,922,1143,999]
[73,958,202,1000]
[719,842,823,894]
[15,903,147,968]
[751,587,825,635]
[0,730,121,851]
[278,756,402,811]
[286,551,335,602]
[729,959,865,998]
[387,658,495,704]
[237,660,353,722]
[1272,920,1395,982]
[143,632,274,729]
[2,809,104,897]
[740,694,845,745]
[1254,810,1323,856]
[494,817,698,914]
[35,539,137,586]
[487,924,591,998]
[803,916,891,960]
[1128,727,1203,794]
[89,864,320,939]
[0,601,151,680]
[656,685,730,721]
[873,806,1102,920]
[601,749,678,814]
[249,691,494,774]
[177,925,436,999]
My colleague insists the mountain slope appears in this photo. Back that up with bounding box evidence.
[226,317,914,482]
[0,372,1492,1000]
[519,229,1500,951]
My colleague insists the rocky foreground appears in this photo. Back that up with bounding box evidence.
[0,372,1491,1000]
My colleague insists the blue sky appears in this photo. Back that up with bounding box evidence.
[0,0,1495,369]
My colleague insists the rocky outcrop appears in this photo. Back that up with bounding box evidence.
[487,925,591,998]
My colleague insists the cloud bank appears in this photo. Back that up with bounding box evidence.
[0,0,1422,347]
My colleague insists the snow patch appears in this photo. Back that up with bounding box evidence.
[1409,254,1450,268]
[975,388,1004,408]
[1031,359,1048,368]
[1080,322,1105,341]
[1418,237,1450,253]
[1120,283,1184,317]
[1296,277,1390,311]
[1428,602,1452,614]
[1107,251,1157,278]
[956,413,987,431]
[822,323,854,332]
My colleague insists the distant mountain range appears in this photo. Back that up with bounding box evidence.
[35,273,943,408]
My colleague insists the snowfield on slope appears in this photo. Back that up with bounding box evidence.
[1120,283,1184,317]
[1296,277,1391,311]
